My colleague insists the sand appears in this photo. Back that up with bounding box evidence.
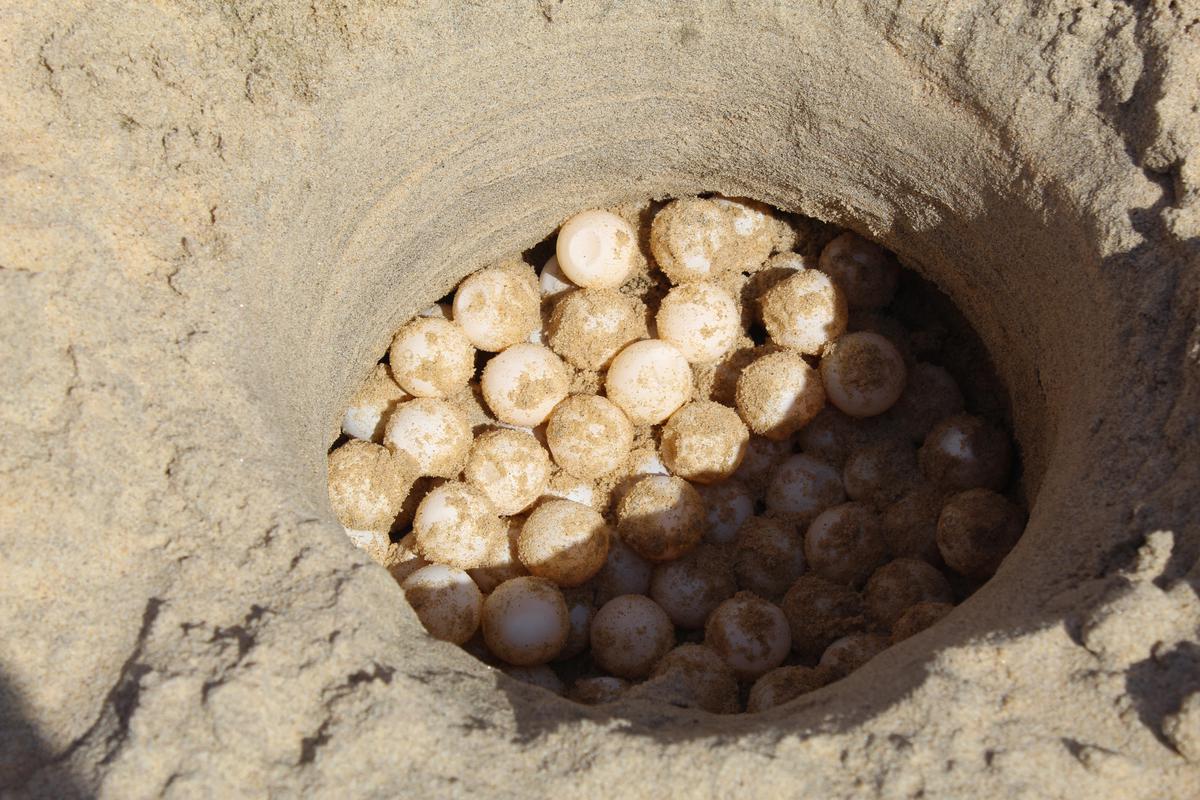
[0,2,1198,798]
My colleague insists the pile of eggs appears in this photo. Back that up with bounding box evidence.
[327,196,1027,714]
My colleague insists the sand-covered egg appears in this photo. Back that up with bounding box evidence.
[402,564,483,645]
[544,393,634,480]
[481,343,571,427]
[804,502,890,587]
[820,332,907,418]
[341,363,410,442]
[936,488,1025,579]
[482,576,570,666]
[556,209,638,289]
[704,592,791,680]
[412,481,506,569]
[388,317,475,398]
[649,543,737,629]
[616,475,707,562]
[605,339,694,425]
[327,439,416,531]
[517,499,612,587]
[735,350,826,440]
[760,267,848,355]
[817,232,899,311]
[453,261,541,352]
[656,281,741,364]
[383,397,473,478]
[590,594,675,679]
[548,288,647,370]
[463,428,552,515]
[660,400,749,484]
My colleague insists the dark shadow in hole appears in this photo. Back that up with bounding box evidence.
[0,668,85,797]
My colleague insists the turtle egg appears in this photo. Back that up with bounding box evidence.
[735,350,826,440]
[555,209,638,289]
[819,632,889,676]
[544,393,634,480]
[780,574,868,658]
[605,339,694,425]
[705,592,791,680]
[590,594,675,679]
[747,666,833,713]
[539,254,576,299]
[327,439,417,531]
[481,343,571,427]
[592,534,653,605]
[548,287,647,371]
[919,414,1012,492]
[843,438,920,508]
[464,428,552,515]
[817,232,899,311]
[890,601,954,643]
[452,261,541,352]
[698,480,754,545]
[760,268,848,355]
[517,499,612,587]
[383,397,472,478]
[412,481,506,570]
[481,576,570,666]
[804,502,890,587]
[936,488,1025,579]
[555,586,596,661]
[649,543,737,629]
[649,197,737,284]
[503,665,566,695]
[733,516,806,600]
[616,475,707,562]
[764,454,846,526]
[660,400,749,484]
[341,363,410,442]
[388,317,475,398]
[570,676,629,705]
[884,362,964,442]
[732,435,791,488]
[656,281,741,364]
[402,564,483,645]
[863,558,953,626]
[637,643,740,714]
[820,332,907,418]
[881,483,950,563]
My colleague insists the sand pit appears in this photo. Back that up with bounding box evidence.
[1,2,1198,797]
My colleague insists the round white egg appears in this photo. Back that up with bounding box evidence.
[463,428,552,515]
[590,595,675,679]
[412,482,505,569]
[705,593,791,680]
[383,397,472,478]
[656,281,741,363]
[764,454,847,525]
[452,262,540,352]
[482,576,570,666]
[820,332,907,418]
[480,343,571,427]
[555,209,638,289]
[605,339,694,425]
[388,317,475,398]
[402,564,483,645]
